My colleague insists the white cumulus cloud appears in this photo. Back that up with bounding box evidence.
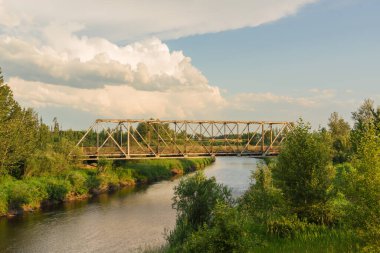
[0,32,210,90]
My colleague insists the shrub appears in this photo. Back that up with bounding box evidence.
[44,177,71,201]
[97,170,120,190]
[168,172,233,248]
[97,159,113,172]
[23,177,49,207]
[183,203,262,253]
[7,180,32,210]
[240,162,288,223]
[25,150,72,176]
[67,170,90,195]
[0,186,8,215]
[114,167,134,185]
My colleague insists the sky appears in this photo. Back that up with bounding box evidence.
[0,0,379,129]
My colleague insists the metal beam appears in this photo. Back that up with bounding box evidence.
[72,119,293,160]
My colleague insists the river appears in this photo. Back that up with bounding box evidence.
[0,157,258,253]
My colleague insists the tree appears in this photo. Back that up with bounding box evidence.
[272,120,335,224]
[343,101,380,251]
[351,99,380,153]
[328,112,351,163]
[0,69,39,177]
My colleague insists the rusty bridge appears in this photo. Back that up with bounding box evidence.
[74,119,293,160]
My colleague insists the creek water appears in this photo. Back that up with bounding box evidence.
[0,157,258,253]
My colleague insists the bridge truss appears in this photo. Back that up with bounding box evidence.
[74,119,293,160]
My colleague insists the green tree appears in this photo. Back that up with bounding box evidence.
[342,101,380,251]
[0,69,39,177]
[328,112,351,163]
[351,99,380,153]
[272,120,335,224]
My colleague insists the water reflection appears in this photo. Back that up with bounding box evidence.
[0,157,257,252]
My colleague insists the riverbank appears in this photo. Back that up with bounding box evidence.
[0,157,214,218]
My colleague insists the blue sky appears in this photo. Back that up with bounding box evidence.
[0,0,379,129]
[166,0,379,94]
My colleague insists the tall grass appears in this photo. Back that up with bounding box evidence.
[0,158,214,217]
[256,228,360,253]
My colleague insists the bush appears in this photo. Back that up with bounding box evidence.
[44,177,71,201]
[67,170,90,195]
[267,216,314,239]
[23,177,49,207]
[25,150,72,176]
[114,167,134,185]
[0,186,8,215]
[97,159,113,172]
[183,203,262,253]
[239,162,288,223]
[167,172,233,248]
[97,170,120,190]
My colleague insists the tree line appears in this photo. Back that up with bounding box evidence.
[162,99,380,252]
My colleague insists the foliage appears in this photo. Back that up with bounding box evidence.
[167,172,232,249]
[67,170,90,196]
[182,203,261,253]
[344,115,380,251]
[0,74,40,177]
[272,120,336,224]
[239,161,288,222]
[164,110,378,252]
[328,112,351,163]
[24,150,73,177]
[44,177,71,201]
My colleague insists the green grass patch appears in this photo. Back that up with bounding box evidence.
[0,158,214,216]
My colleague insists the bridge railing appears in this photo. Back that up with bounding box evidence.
[73,119,293,160]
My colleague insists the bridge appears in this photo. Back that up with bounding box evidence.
[74,119,293,161]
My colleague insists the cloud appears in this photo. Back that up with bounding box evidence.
[4,0,357,129]
[0,0,20,27]
[9,77,226,119]
[1,0,317,41]
[0,33,210,90]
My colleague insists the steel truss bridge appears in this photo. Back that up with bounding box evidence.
[74,119,293,161]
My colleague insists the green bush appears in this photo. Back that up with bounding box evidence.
[6,180,37,210]
[97,158,113,172]
[0,186,8,215]
[97,170,120,190]
[167,172,233,248]
[114,167,134,185]
[44,177,71,201]
[67,170,90,195]
[23,177,49,207]
[183,204,262,253]
[239,162,288,223]
[25,150,72,176]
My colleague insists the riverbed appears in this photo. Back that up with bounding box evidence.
[0,157,258,253]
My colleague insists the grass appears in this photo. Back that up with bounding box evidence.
[0,157,215,217]
[256,228,360,253]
